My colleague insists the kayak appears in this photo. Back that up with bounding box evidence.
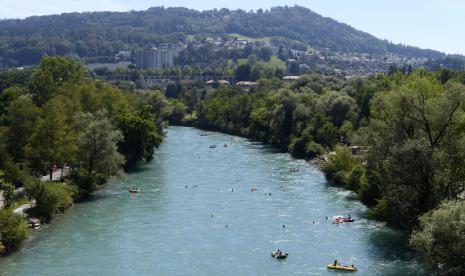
[327,264,357,272]
[271,252,288,259]
[128,188,140,193]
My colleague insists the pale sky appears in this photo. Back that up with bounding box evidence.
[1,0,464,55]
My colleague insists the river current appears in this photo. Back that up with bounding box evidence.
[0,126,428,275]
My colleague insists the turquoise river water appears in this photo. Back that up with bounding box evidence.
[0,126,429,275]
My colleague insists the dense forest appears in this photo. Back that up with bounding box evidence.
[164,67,465,274]
[0,6,447,67]
[0,56,172,254]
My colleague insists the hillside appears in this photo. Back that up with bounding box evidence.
[0,5,446,67]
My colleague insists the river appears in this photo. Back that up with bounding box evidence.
[0,126,428,275]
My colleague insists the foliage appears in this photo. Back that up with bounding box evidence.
[0,171,15,207]
[25,180,76,221]
[24,96,78,173]
[0,209,28,252]
[323,147,364,191]
[358,73,465,229]
[116,106,163,165]
[0,6,445,67]
[29,56,85,106]
[74,110,124,193]
[410,200,465,275]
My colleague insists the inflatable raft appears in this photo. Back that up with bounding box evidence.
[327,264,357,272]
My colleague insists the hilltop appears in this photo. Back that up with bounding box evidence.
[0,6,449,67]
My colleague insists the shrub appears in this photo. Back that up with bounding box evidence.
[0,209,28,252]
[323,147,360,188]
[25,180,75,221]
[410,200,465,275]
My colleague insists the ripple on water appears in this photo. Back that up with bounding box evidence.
[0,127,429,276]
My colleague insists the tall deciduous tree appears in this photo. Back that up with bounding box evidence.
[116,105,163,165]
[75,110,124,193]
[30,56,85,106]
[25,97,77,174]
[5,96,40,162]
[359,74,465,228]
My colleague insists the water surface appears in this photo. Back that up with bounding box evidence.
[0,126,428,275]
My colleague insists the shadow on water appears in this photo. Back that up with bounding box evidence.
[368,228,415,260]
[79,193,111,203]
[123,164,153,174]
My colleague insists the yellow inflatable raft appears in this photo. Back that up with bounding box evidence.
[327,264,357,272]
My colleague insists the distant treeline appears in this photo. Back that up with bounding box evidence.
[0,6,449,67]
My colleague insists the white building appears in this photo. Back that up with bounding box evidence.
[135,48,175,69]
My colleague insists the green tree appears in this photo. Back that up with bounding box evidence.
[0,171,15,207]
[360,74,465,228]
[410,200,465,275]
[235,64,251,81]
[30,56,85,106]
[5,96,40,162]
[75,110,124,193]
[25,97,77,175]
[169,100,188,125]
[116,106,163,165]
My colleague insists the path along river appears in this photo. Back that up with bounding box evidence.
[0,126,428,275]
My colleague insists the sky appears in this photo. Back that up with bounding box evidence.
[0,0,464,55]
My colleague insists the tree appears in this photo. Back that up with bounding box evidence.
[410,200,465,275]
[259,47,273,61]
[359,74,465,228]
[116,106,163,166]
[25,97,77,174]
[169,100,188,125]
[235,64,251,81]
[74,110,124,193]
[30,56,85,106]
[0,86,23,125]
[0,171,15,207]
[5,96,40,162]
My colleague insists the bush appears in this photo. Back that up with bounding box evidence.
[323,147,361,189]
[69,169,98,197]
[346,164,365,191]
[410,200,465,275]
[367,198,390,221]
[25,180,76,221]
[305,141,324,158]
[0,209,28,253]
[0,177,15,207]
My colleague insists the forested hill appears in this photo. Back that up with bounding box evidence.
[0,5,445,67]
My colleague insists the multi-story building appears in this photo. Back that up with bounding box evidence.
[135,48,175,69]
